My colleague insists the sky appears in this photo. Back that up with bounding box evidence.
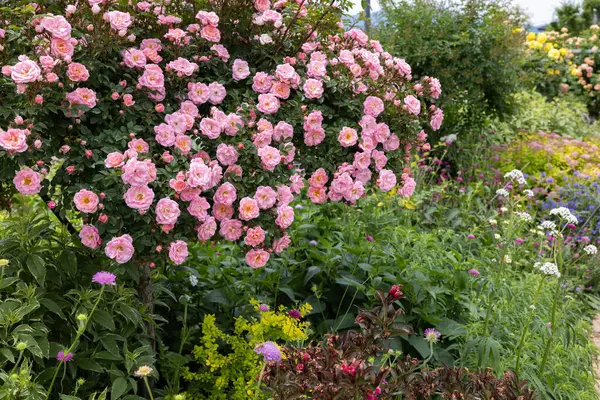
[349,0,567,26]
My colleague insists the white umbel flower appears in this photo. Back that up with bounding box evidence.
[496,189,509,197]
[515,211,533,222]
[523,189,534,198]
[440,134,457,143]
[504,169,527,185]
[584,245,598,255]
[534,262,561,278]
[549,207,578,225]
[540,221,557,230]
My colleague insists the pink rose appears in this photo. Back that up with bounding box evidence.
[105,234,135,264]
[124,185,155,211]
[104,152,124,168]
[175,134,192,154]
[330,173,353,195]
[273,121,293,142]
[430,108,444,131]
[41,15,72,39]
[277,185,294,205]
[252,72,273,93]
[398,175,416,198]
[214,182,237,206]
[122,158,157,186]
[219,218,243,241]
[303,78,324,99]
[139,64,165,90]
[376,169,397,192]
[199,117,222,139]
[13,168,42,195]
[273,233,291,253]
[0,129,28,153]
[66,88,97,109]
[105,11,132,32]
[383,134,400,151]
[187,159,211,188]
[169,240,188,265]
[50,38,74,59]
[216,144,239,166]
[122,48,147,68]
[197,217,217,242]
[11,59,41,84]
[308,168,328,187]
[74,189,99,213]
[232,59,250,81]
[353,152,371,170]
[156,198,181,225]
[304,128,325,146]
[404,95,421,115]
[257,145,280,171]
[66,63,89,82]
[338,127,358,147]
[257,94,280,114]
[244,226,266,247]
[80,225,101,249]
[201,25,221,42]
[188,197,210,221]
[275,205,294,229]
[208,82,226,104]
[213,202,234,221]
[363,96,384,117]
[224,113,244,136]
[254,186,277,209]
[307,186,327,203]
[167,57,199,77]
[270,81,290,99]
[254,0,270,12]
[239,197,260,221]
[245,248,270,268]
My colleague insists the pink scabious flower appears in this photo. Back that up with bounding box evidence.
[11,59,41,84]
[338,127,358,147]
[430,108,444,131]
[258,146,281,171]
[214,182,237,206]
[74,189,99,213]
[167,57,199,77]
[66,88,97,109]
[155,198,181,225]
[232,59,250,81]
[124,185,155,211]
[245,226,266,247]
[363,96,384,117]
[376,170,397,192]
[104,11,132,32]
[0,129,28,153]
[169,240,189,265]
[246,248,270,268]
[468,269,480,277]
[424,328,441,344]
[254,186,277,209]
[79,225,101,249]
[404,95,421,116]
[275,205,294,229]
[57,350,74,363]
[303,78,324,99]
[122,158,157,186]
[66,62,89,82]
[219,218,243,241]
[92,271,117,286]
[239,197,260,221]
[257,94,280,114]
[41,15,72,39]
[104,234,135,264]
[273,233,291,253]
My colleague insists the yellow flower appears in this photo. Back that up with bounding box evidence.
[0,259,8,267]
[526,32,536,41]
[547,48,561,60]
[533,41,543,50]
[544,42,553,52]
[377,202,383,207]
[554,69,561,75]
[513,28,522,33]
[537,33,547,44]
[559,47,568,55]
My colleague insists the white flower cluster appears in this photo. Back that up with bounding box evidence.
[534,262,561,278]
[540,221,557,230]
[189,275,198,287]
[440,134,458,143]
[584,245,598,255]
[496,189,509,197]
[504,169,527,185]
[549,207,578,225]
[515,211,533,222]
[489,219,498,226]
[523,189,534,198]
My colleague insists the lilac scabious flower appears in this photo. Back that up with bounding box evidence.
[365,235,374,242]
[424,328,441,344]
[467,234,475,239]
[57,350,73,363]
[92,271,117,286]
[254,341,282,362]
[468,269,480,277]
[288,309,301,319]
[258,304,270,312]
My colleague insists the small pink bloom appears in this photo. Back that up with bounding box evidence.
[74,189,99,213]
[124,185,155,211]
[257,94,280,114]
[239,197,260,221]
[219,218,243,241]
[376,170,397,192]
[105,234,135,264]
[245,226,266,247]
[404,95,421,115]
[363,96,384,117]
[169,240,188,265]
[156,198,181,225]
[80,225,101,249]
[246,248,270,268]
[232,59,250,81]
[13,168,42,195]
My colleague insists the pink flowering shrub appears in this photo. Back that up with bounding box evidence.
[0,0,441,267]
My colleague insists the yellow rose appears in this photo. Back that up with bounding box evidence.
[547,48,561,59]
[559,47,568,55]
[537,33,547,44]
[526,32,536,41]
[513,28,523,33]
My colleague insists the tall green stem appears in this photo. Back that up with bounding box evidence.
[253,362,267,400]
[515,276,545,374]
[143,377,155,400]
[45,286,105,400]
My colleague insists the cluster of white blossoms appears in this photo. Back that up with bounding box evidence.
[523,189,534,198]
[540,221,557,230]
[515,211,533,222]
[584,244,598,255]
[504,169,527,185]
[549,207,578,225]
[534,262,561,278]
[440,134,458,143]
[496,188,509,197]
[489,219,498,226]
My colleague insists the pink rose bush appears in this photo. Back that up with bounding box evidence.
[0,0,442,268]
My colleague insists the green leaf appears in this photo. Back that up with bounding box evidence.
[204,288,229,305]
[41,298,66,319]
[111,377,128,400]
[77,358,104,372]
[0,348,14,363]
[93,309,116,331]
[101,336,120,357]
[59,250,78,276]
[279,287,295,301]
[26,254,46,286]
[304,266,321,285]
[435,319,467,339]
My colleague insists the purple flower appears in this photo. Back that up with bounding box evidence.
[258,304,269,312]
[254,341,282,362]
[92,271,116,286]
[57,350,73,363]
[515,238,524,244]
[468,269,480,277]
[365,235,374,242]
[467,234,475,239]
[288,309,302,319]
[424,328,441,344]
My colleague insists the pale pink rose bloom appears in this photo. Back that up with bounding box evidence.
[105,11,132,31]
[307,185,327,203]
[303,78,324,99]
[104,152,125,168]
[398,176,416,198]
[346,181,365,201]
[226,164,243,177]
[41,15,72,39]
[338,127,358,147]
[180,101,199,118]
[254,186,277,209]
[124,185,155,211]
[375,123,391,143]
[11,59,41,84]
[430,108,444,131]
[338,49,354,65]
[0,129,28,153]
[208,82,226,104]
[50,38,74,58]
[154,123,176,147]
[156,198,181,225]
[105,234,135,264]
[162,151,174,163]
[270,81,290,99]
[137,1,152,11]
[169,173,188,193]
[164,28,186,43]
[169,240,188,265]
[353,152,371,170]
[197,217,217,242]
[123,94,135,106]
[304,128,325,146]
[254,0,270,12]
[354,168,372,185]
[224,113,243,136]
[214,182,237,206]
[232,59,250,81]
[139,64,165,90]
[167,57,199,76]
[282,141,295,163]
[257,119,273,132]
[201,25,221,42]
[216,144,239,166]
[13,168,42,195]
[363,96,384,117]
[289,174,305,194]
[359,114,377,134]
[195,11,220,26]
[307,60,327,78]
[404,95,421,115]
[66,88,97,108]
[252,72,273,93]
[181,188,201,202]
[74,189,99,213]
[330,173,353,195]
[253,131,272,148]
[372,149,388,171]
[187,158,211,188]
[308,168,328,187]
[200,117,222,139]
[174,134,192,154]
[122,158,157,186]
[122,48,147,68]
[165,112,189,134]
[80,225,101,249]
[66,62,89,82]
[257,94,280,114]
[275,205,294,229]
[275,63,299,84]
[277,185,294,205]
[187,197,210,221]
[219,218,243,241]
[244,226,266,247]
[273,121,293,142]
[383,134,400,151]
[376,169,397,192]
[213,202,234,221]
[257,146,280,171]
[246,248,270,268]
[273,233,291,254]
[210,44,230,61]
[239,197,260,221]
